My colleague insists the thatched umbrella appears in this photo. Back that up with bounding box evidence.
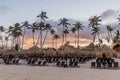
[2,49,19,57]
[74,43,96,56]
[25,46,44,57]
[44,48,57,57]
[58,43,76,57]
[96,45,119,58]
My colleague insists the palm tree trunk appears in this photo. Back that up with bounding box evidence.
[75,33,76,47]
[52,38,54,48]
[36,31,41,46]
[65,34,67,42]
[42,30,49,48]
[62,26,64,45]
[19,36,21,48]
[77,29,80,47]
[22,27,26,49]
[40,30,42,49]
[93,34,96,44]
[33,31,35,46]
[56,39,57,49]
[6,40,8,49]
[1,33,3,48]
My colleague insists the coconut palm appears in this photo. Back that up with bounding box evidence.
[5,36,8,49]
[0,26,6,48]
[71,27,77,47]
[35,22,45,47]
[8,23,22,49]
[58,18,70,45]
[117,15,120,28]
[21,21,31,49]
[37,11,48,23]
[28,23,38,46]
[89,15,101,43]
[105,37,110,47]
[63,29,69,42]
[106,25,115,40]
[42,23,52,48]
[73,22,84,47]
[53,34,60,48]
[51,29,56,48]
[91,27,100,43]
[113,30,120,43]
[37,11,48,49]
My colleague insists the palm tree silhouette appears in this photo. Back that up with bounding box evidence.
[0,26,6,48]
[63,29,69,42]
[53,34,60,48]
[106,25,114,39]
[21,21,31,49]
[71,27,77,47]
[42,23,52,48]
[28,23,37,46]
[113,30,120,43]
[8,23,22,49]
[91,26,100,43]
[37,11,48,49]
[58,18,70,45]
[51,29,56,48]
[73,22,84,47]
[89,15,101,43]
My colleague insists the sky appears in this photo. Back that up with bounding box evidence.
[0,0,120,48]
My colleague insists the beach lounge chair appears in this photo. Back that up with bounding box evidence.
[96,62,101,68]
[114,62,119,69]
[61,61,65,67]
[69,61,74,67]
[15,59,19,64]
[91,62,96,68]
[56,61,60,66]
[74,61,79,67]
[38,61,42,65]
[108,62,112,68]
[42,61,47,66]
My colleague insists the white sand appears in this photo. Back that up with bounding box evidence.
[0,59,120,80]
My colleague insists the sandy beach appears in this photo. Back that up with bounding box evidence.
[0,59,119,80]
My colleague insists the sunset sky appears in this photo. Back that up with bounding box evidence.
[0,0,120,48]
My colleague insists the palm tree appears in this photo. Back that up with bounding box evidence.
[89,15,101,43]
[8,23,22,49]
[73,22,84,47]
[71,27,77,47]
[106,25,114,40]
[21,21,31,49]
[5,36,8,49]
[50,29,56,48]
[42,23,52,48]
[37,11,48,49]
[37,11,48,23]
[91,27,100,43]
[58,18,70,45]
[28,23,37,46]
[63,29,69,42]
[0,26,6,48]
[117,15,120,28]
[105,37,110,47]
[35,22,45,47]
[113,30,120,43]
[53,34,60,48]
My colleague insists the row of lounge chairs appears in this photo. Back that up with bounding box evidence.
[91,58,119,69]
[56,61,79,68]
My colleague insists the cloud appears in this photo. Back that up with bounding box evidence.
[101,9,119,24]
